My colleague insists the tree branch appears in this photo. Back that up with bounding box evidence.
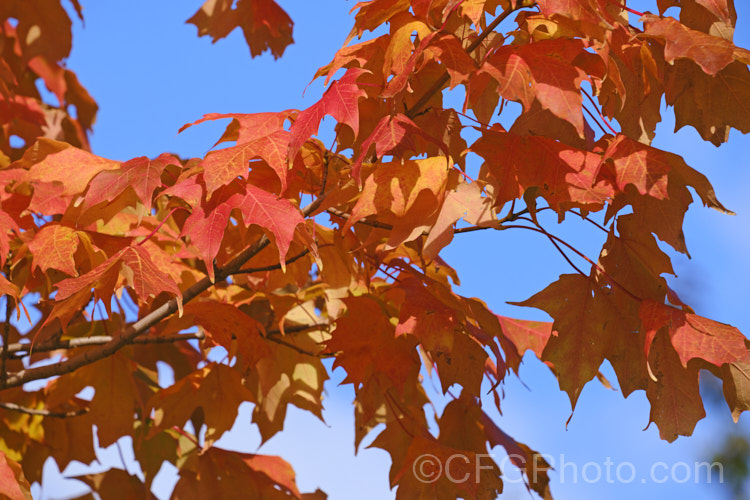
[327,205,529,234]
[228,248,311,276]
[0,401,89,418]
[1,238,271,389]
[0,187,334,389]
[7,323,327,356]
[1,295,10,385]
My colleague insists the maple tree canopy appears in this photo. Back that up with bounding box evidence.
[0,0,749,498]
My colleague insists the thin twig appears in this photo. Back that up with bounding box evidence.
[582,89,618,135]
[522,218,587,276]
[229,249,311,275]
[0,401,89,418]
[328,206,530,234]
[302,150,332,217]
[326,208,394,230]
[505,222,641,301]
[266,335,334,358]
[1,294,11,386]
[583,105,609,136]
[575,209,609,233]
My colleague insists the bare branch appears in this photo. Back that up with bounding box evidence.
[326,208,395,230]
[1,293,10,385]
[1,234,269,389]
[0,401,89,418]
[229,248,311,276]
[8,324,327,356]
[0,192,335,389]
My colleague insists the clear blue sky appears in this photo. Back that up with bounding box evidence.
[30,1,750,499]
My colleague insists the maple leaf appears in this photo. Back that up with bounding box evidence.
[16,139,116,191]
[6,1,750,495]
[345,157,450,245]
[247,330,329,442]
[5,0,73,64]
[326,296,420,392]
[435,330,489,396]
[604,142,731,254]
[349,113,448,182]
[42,411,97,469]
[0,209,20,269]
[598,26,664,145]
[721,360,750,422]
[395,278,457,354]
[0,274,20,302]
[288,68,369,165]
[178,111,293,144]
[28,225,80,276]
[598,214,674,301]
[511,274,619,408]
[147,363,256,446]
[603,134,673,199]
[510,100,596,149]
[201,129,290,195]
[315,34,390,86]
[535,0,626,26]
[645,330,706,442]
[181,201,232,282]
[472,127,613,215]
[673,0,737,40]
[183,300,271,366]
[173,448,307,499]
[496,315,553,358]
[640,299,749,368]
[53,245,181,312]
[350,0,411,38]
[480,410,552,499]
[46,352,140,447]
[382,30,477,96]
[423,181,495,260]
[643,15,750,75]
[224,184,307,267]
[84,153,178,208]
[482,38,601,137]
[381,12,431,79]
[16,139,119,210]
[0,450,32,500]
[393,435,482,499]
[665,59,750,146]
[71,469,149,499]
[187,0,294,59]
[182,182,305,280]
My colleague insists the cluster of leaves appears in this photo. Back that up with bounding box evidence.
[0,0,96,160]
[1,0,749,498]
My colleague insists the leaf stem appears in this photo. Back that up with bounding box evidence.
[582,89,618,135]
[136,207,181,247]
[1,293,11,386]
[607,1,644,17]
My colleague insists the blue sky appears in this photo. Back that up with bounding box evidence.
[28,1,750,499]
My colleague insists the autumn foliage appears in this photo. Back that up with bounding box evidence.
[1,0,749,498]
